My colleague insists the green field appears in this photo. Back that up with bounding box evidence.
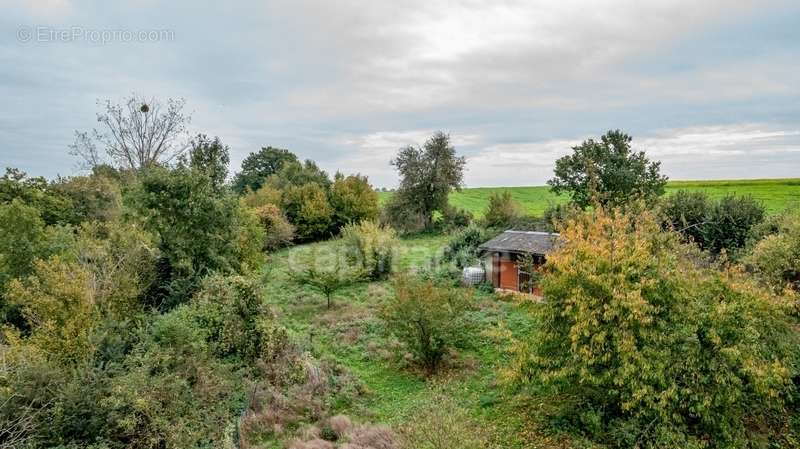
[378,178,800,216]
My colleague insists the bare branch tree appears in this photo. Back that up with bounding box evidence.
[70,95,191,170]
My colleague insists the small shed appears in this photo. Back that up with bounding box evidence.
[478,230,559,294]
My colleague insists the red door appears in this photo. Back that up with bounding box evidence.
[499,260,518,291]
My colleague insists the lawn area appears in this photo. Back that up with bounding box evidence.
[378,178,800,216]
[257,234,572,449]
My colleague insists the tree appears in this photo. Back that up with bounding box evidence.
[329,173,380,229]
[0,168,74,225]
[185,134,230,190]
[268,159,331,191]
[506,207,798,447]
[482,191,521,228]
[381,274,472,374]
[548,130,667,209]
[71,95,191,170]
[290,263,363,308]
[281,183,334,242]
[232,146,298,194]
[385,132,465,231]
[127,166,246,308]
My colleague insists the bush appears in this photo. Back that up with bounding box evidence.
[441,223,494,269]
[702,194,765,255]
[329,173,379,230]
[397,395,493,449]
[743,212,800,293]
[660,190,710,245]
[381,194,426,234]
[101,307,243,449]
[381,274,472,374]
[191,274,283,362]
[438,205,472,230]
[253,204,295,251]
[341,221,398,280]
[506,208,799,448]
[482,191,520,228]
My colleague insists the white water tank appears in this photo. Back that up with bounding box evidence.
[462,266,486,286]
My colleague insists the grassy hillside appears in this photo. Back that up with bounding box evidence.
[378,178,800,216]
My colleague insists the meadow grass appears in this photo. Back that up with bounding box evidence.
[259,234,569,448]
[378,178,800,216]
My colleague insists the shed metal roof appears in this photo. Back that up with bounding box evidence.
[478,230,559,255]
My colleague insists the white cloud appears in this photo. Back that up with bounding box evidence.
[463,124,800,187]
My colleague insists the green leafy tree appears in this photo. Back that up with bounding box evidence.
[290,262,364,308]
[0,168,74,225]
[329,172,379,230]
[281,183,334,241]
[548,130,667,208]
[385,132,465,231]
[53,173,123,224]
[482,191,521,228]
[267,159,331,191]
[381,274,472,374]
[506,208,798,448]
[0,199,47,292]
[127,166,247,308]
[232,146,299,193]
[185,134,230,190]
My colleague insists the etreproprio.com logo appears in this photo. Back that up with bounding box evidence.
[17,26,174,44]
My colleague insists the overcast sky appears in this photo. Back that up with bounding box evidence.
[1,0,798,187]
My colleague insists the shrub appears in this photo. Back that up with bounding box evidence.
[381,274,472,374]
[482,191,520,228]
[660,190,710,245]
[381,194,426,234]
[329,173,379,230]
[6,257,99,367]
[702,194,765,255]
[506,208,799,448]
[438,205,472,230]
[743,213,800,293]
[191,274,282,362]
[341,221,398,280]
[254,204,295,251]
[397,395,493,449]
[441,223,494,269]
[101,307,243,449]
